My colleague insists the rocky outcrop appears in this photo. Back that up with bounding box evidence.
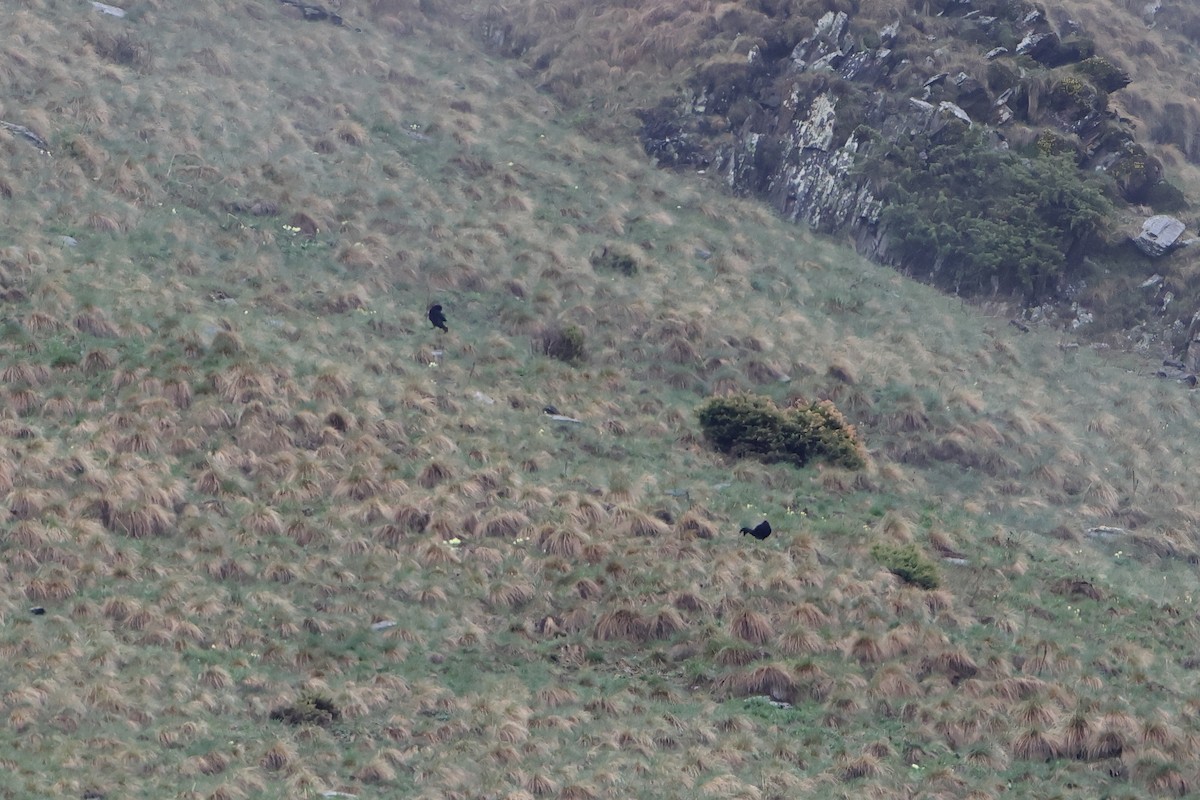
[636,0,1180,286]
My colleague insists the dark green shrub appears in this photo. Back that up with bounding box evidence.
[1035,130,1078,160]
[590,246,639,276]
[538,324,586,364]
[1143,180,1189,212]
[1074,57,1131,93]
[269,692,341,727]
[871,542,940,589]
[44,338,81,368]
[83,28,154,71]
[210,330,244,356]
[697,394,866,470]
[870,126,1112,298]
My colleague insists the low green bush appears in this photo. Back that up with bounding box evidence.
[538,324,587,364]
[591,246,639,276]
[697,394,866,469]
[1074,56,1131,92]
[871,542,940,589]
[269,691,342,727]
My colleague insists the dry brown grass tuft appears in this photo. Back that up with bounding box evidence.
[74,307,121,338]
[870,663,920,701]
[1059,711,1092,760]
[993,676,1050,703]
[593,608,648,642]
[483,510,530,539]
[571,577,602,600]
[730,609,774,645]
[877,510,915,543]
[488,580,533,609]
[676,510,718,540]
[535,686,577,708]
[786,602,830,628]
[777,625,823,656]
[1011,728,1064,761]
[847,632,888,664]
[259,740,296,771]
[714,640,763,667]
[570,497,607,527]
[525,774,558,796]
[6,487,53,520]
[97,497,174,538]
[618,507,670,537]
[333,468,387,503]
[244,505,284,537]
[418,461,455,489]
[1149,770,1190,798]
[2,362,51,385]
[837,753,888,781]
[1141,716,1178,749]
[734,664,797,703]
[1085,728,1125,760]
[333,120,369,147]
[1014,696,1060,728]
[354,756,396,784]
[827,358,858,385]
[922,648,979,684]
[537,525,587,556]
[198,665,232,689]
[647,607,687,640]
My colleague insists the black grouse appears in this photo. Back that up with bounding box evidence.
[741,520,772,540]
[428,303,448,332]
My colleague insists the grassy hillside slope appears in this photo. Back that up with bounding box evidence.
[3,1,1200,798]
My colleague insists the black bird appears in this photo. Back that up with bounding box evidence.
[741,520,772,540]
[428,303,448,332]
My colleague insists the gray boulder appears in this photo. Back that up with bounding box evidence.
[1133,215,1186,257]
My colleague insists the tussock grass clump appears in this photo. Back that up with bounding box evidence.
[729,609,774,645]
[594,608,648,642]
[778,626,824,656]
[921,648,980,685]
[1011,728,1065,761]
[732,664,798,703]
[487,579,533,609]
[675,510,717,540]
[538,525,587,556]
[843,633,889,667]
[837,752,888,781]
[697,394,866,469]
[96,497,174,538]
[870,542,940,589]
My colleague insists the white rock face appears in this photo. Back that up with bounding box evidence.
[795,93,838,152]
